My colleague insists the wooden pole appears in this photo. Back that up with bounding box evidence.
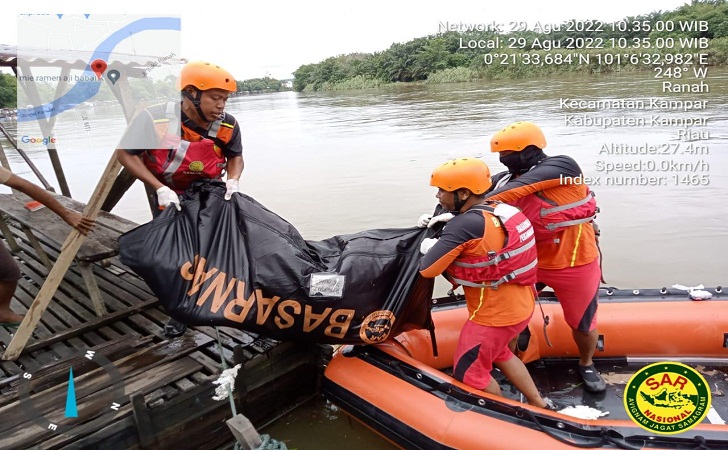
[2,154,121,360]
[226,414,263,450]
[16,63,72,196]
[0,121,55,191]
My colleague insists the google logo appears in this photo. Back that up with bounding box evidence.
[20,136,57,145]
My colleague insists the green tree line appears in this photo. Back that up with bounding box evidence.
[1,72,291,110]
[293,0,728,91]
[236,77,291,94]
[0,73,17,109]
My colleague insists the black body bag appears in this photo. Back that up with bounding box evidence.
[119,181,434,344]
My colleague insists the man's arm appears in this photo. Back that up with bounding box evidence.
[4,174,94,234]
[116,150,165,190]
[226,155,244,180]
[485,155,582,203]
[418,214,483,278]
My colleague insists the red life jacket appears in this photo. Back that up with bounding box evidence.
[142,103,234,193]
[446,202,538,289]
[509,189,598,245]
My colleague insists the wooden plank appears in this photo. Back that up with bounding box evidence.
[0,335,150,400]
[6,282,69,368]
[0,337,208,434]
[4,235,219,385]
[0,194,117,263]
[11,233,156,336]
[226,414,262,450]
[101,167,139,213]
[45,358,202,449]
[5,358,202,449]
[0,217,20,252]
[134,382,236,449]
[61,415,140,450]
[21,300,156,354]
[20,224,53,270]
[2,155,121,360]
[11,254,124,351]
[3,218,272,378]
[14,230,154,304]
[10,225,154,309]
[76,261,107,317]
[131,391,157,449]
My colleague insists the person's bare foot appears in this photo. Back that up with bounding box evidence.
[0,310,25,324]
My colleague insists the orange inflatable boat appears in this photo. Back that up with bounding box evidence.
[323,287,728,449]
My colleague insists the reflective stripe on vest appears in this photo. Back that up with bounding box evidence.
[161,140,191,187]
[541,190,598,231]
[451,258,538,288]
[509,189,598,244]
[446,202,538,289]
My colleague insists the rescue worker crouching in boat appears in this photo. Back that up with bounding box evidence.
[418,158,555,409]
[116,61,244,337]
[485,121,606,393]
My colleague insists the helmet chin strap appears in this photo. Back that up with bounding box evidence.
[182,88,210,123]
[452,190,467,213]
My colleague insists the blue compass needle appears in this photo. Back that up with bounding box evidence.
[65,367,78,418]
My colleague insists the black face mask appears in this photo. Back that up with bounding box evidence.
[499,147,546,174]
[500,152,527,174]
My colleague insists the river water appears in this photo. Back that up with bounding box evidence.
[2,67,727,448]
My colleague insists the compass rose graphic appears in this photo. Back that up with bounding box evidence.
[19,349,126,436]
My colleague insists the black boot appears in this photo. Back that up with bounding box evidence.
[164,317,187,337]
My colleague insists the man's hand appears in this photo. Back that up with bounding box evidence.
[156,186,181,211]
[427,213,454,228]
[62,211,95,235]
[420,238,439,255]
[417,214,432,228]
[224,179,240,201]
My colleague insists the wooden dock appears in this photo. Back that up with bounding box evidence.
[0,196,325,449]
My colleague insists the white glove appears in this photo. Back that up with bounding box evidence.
[420,238,439,255]
[156,186,181,211]
[224,178,240,200]
[417,214,432,228]
[427,213,454,228]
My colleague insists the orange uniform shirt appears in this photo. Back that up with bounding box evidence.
[419,209,535,327]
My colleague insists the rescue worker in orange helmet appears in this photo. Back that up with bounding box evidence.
[486,122,606,392]
[418,158,558,409]
[116,61,244,337]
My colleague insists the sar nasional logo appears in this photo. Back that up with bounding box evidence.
[624,362,711,434]
[360,310,395,344]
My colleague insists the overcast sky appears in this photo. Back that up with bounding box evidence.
[1,0,691,80]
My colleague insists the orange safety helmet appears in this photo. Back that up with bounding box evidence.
[490,121,547,153]
[430,158,492,194]
[179,61,236,92]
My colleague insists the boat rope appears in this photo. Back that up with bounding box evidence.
[692,435,711,450]
[519,407,641,449]
[215,327,242,450]
[214,327,288,450]
[215,327,238,417]
[252,434,288,450]
[535,284,553,348]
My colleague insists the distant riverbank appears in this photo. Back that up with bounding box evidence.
[293,0,728,92]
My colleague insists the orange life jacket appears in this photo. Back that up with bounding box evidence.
[446,202,538,289]
[509,189,598,245]
[142,103,236,193]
